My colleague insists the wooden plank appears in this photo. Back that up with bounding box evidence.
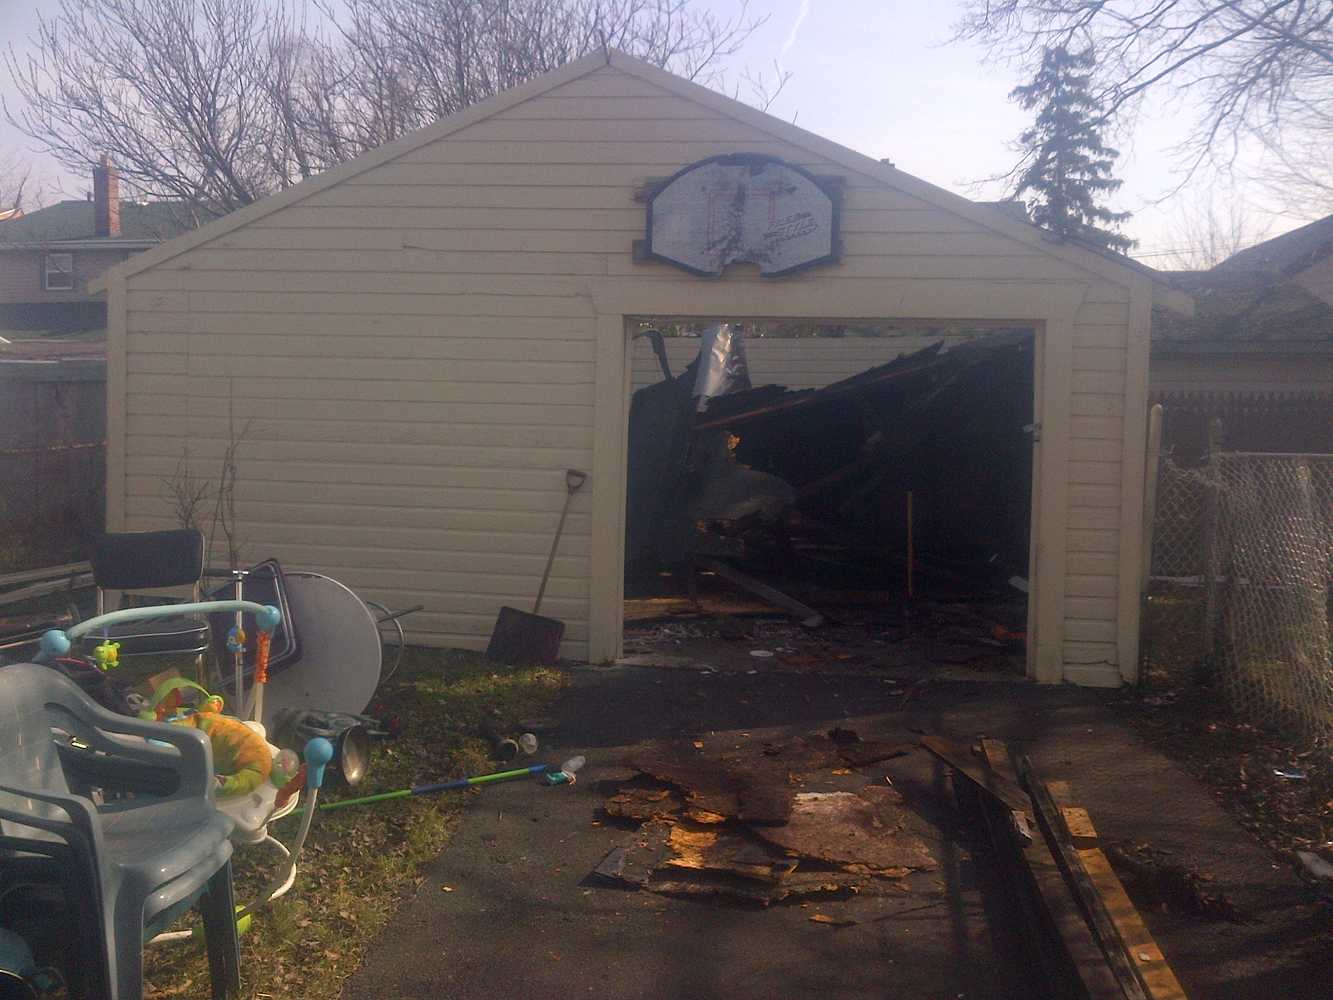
[1075,821,1190,1000]
[919,734,1030,813]
[973,789,1080,998]
[0,561,92,590]
[1047,780,1074,806]
[0,570,95,609]
[699,558,826,627]
[1062,806,1100,849]
[1021,760,1150,1000]
[975,742,1126,1000]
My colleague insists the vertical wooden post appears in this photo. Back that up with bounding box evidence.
[588,313,631,664]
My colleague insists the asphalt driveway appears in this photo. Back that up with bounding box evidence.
[344,663,1330,1000]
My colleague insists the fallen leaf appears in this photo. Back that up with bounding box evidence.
[441,885,454,892]
[685,808,727,824]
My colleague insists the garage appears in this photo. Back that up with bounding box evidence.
[99,48,1164,687]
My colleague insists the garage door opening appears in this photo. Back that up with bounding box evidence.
[622,318,1036,677]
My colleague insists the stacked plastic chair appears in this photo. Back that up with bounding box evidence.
[0,663,240,999]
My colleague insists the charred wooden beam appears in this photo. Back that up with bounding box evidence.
[697,558,825,628]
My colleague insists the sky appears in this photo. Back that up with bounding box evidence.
[0,0,1318,263]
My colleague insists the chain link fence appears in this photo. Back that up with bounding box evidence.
[1151,459,1205,578]
[1148,453,1333,742]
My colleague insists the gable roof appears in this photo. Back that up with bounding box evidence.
[1152,214,1333,348]
[1215,214,1333,277]
[97,48,1161,293]
[0,199,197,244]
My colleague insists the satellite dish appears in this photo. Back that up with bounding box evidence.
[260,572,382,731]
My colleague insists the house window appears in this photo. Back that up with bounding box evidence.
[43,252,74,291]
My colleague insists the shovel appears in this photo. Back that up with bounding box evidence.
[486,468,588,665]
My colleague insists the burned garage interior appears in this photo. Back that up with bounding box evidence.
[623,320,1037,674]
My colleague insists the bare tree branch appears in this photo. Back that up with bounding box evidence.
[1159,184,1272,267]
[6,0,771,220]
[954,1,1333,193]
[0,151,41,214]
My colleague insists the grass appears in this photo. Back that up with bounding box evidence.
[140,647,563,999]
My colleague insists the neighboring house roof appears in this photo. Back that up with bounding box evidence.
[0,198,197,244]
[1154,214,1333,350]
[96,48,1169,296]
[1214,214,1333,277]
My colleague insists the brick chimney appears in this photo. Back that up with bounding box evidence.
[93,154,121,238]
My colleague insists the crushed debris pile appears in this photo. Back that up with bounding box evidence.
[622,600,1027,676]
[626,328,1036,614]
[591,730,933,905]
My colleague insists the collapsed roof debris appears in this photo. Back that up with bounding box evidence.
[625,326,1036,622]
[592,731,936,905]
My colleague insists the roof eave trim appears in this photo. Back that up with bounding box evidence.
[0,239,159,252]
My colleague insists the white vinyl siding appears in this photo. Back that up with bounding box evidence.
[113,61,1142,682]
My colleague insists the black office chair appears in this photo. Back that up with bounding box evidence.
[87,529,211,659]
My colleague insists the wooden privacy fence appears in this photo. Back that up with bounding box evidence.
[0,361,106,572]
[1150,389,1333,466]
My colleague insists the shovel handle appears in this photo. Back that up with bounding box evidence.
[535,470,589,615]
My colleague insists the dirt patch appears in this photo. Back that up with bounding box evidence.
[1106,841,1244,922]
[1117,585,1332,894]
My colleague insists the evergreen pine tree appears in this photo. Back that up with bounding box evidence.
[1010,46,1135,254]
